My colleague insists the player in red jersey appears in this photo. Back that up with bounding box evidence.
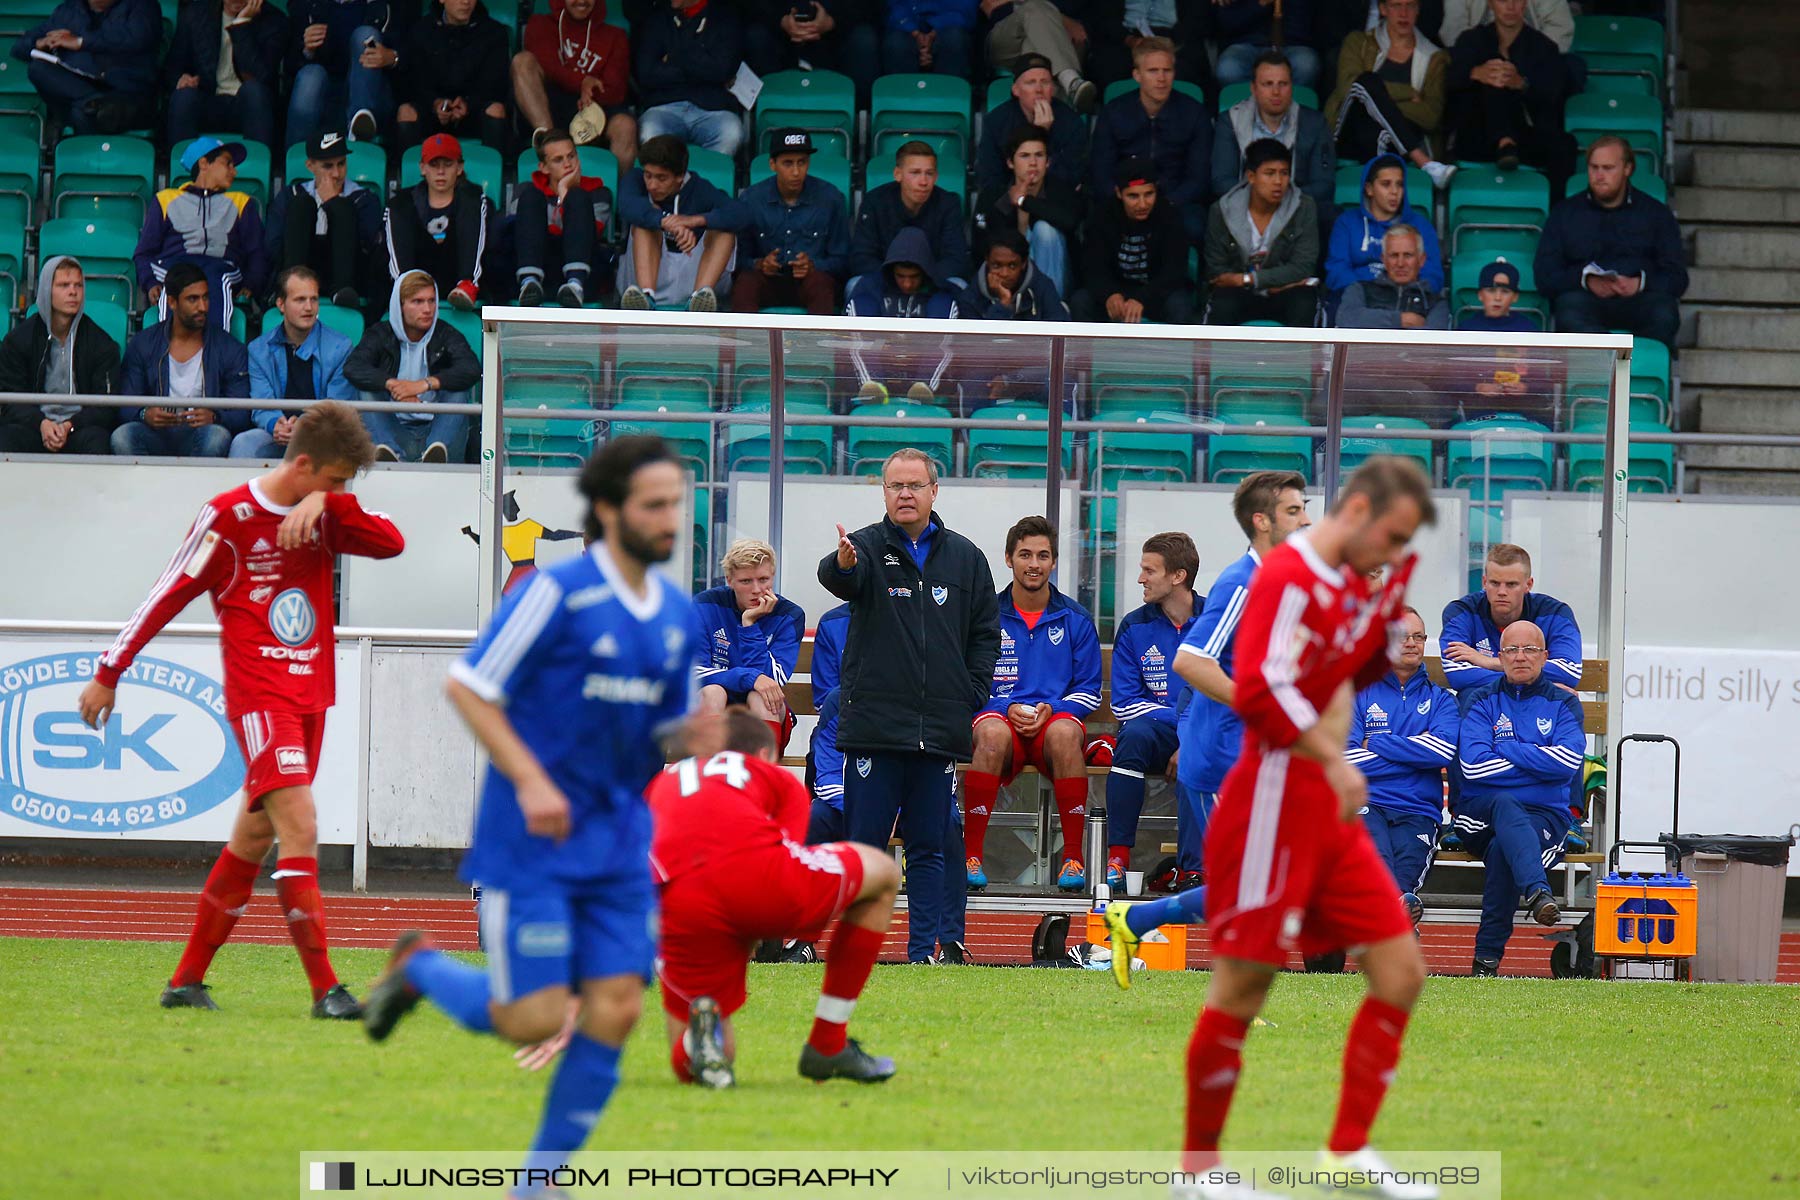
[647,707,901,1088]
[76,401,405,1018]
[1175,458,1438,1200]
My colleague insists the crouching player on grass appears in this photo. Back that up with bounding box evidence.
[79,400,403,1018]
[647,706,901,1088]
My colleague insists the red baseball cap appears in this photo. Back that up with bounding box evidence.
[420,133,462,165]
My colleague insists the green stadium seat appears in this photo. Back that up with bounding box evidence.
[870,74,971,164]
[690,484,710,583]
[845,400,954,477]
[1446,414,1553,491]
[1565,93,1665,175]
[1206,397,1313,483]
[747,150,853,220]
[169,135,272,207]
[1449,251,1547,329]
[609,385,713,477]
[1563,171,1665,204]
[1567,409,1673,493]
[615,335,719,405]
[723,397,835,475]
[285,139,386,191]
[52,135,155,227]
[1571,15,1664,94]
[1093,425,1194,487]
[1102,77,1206,106]
[1566,336,1672,426]
[732,334,839,407]
[1447,166,1550,254]
[80,298,130,347]
[437,308,483,364]
[0,130,31,293]
[1584,72,1657,99]
[0,0,57,38]
[505,373,598,466]
[400,138,504,206]
[1332,160,1434,209]
[1207,338,1314,420]
[1089,340,1197,414]
[754,70,855,159]
[684,145,736,198]
[985,75,1013,112]
[1340,414,1432,476]
[966,402,1073,479]
[0,58,45,144]
[38,216,138,310]
[1215,81,1318,111]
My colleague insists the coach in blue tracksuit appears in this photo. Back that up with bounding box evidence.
[1173,470,1310,888]
[1440,542,1583,695]
[1454,620,1587,975]
[819,447,999,963]
[1346,606,1459,926]
[1105,532,1203,890]
[693,538,806,749]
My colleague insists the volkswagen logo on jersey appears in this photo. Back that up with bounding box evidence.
[1536,717,1554,736]
[269,589,316,647]
[931,586,948,606]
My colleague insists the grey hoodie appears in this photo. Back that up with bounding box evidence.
[37,255,84,423]
[1205,182,1319,294]
[388,270,440,419]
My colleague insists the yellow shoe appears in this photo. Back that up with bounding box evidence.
[1103,900,1139,990]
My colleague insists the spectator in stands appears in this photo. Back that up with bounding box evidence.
[1456,258,1535,332]
[233,266,356,458]
[10,0,156,136]
[393,0,510,151]
[847,228,958,400]
[973,126,1080,296]
[1454,619,1584,975]
[741,0,875,94]
[694,538,807,751]
[959,225,1068,322]
[1324,151,1443,295]
[1439,0,1571,53]
[976,54,1088,196]
[1084,0,1209,92]
[849,141,970,290]
[1441,542,1582,693]
[164,0,287,148]
[1070,157,1194,324]
[731,130,851,316]
[963,516,1100,892]
[112,263,252,458]
[0,257,119,455]
[1535,136,1686,350]
[617,134,749,312]
[1202,137,1321,327]
[344,269,480,462]
[286,0,409,147]
[880,0,974,77]
[1346,605,1458,928]
[1446,0,1572,181]
[513,0,635,170]
[1336,223,1448,328]
[385,133,497,312]
[1091,38,1211,242]
[980,8,1097,114]
[1323,0,1457,188]
[634,0,746,157]
[135,137,269,333]
[515,128,612,308]
[267,130,383,309]
[1104,532,1203,890]
[1210,49,1335,218]
[1212,0,1322,90]
[819,447,999,962]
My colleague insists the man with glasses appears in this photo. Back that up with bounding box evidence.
[1345,606,1459,928]
[818,449,1000,964]
[1454,620,1586,976]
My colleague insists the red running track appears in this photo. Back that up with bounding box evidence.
[3,886,1795,981]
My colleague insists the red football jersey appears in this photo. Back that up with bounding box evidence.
[647,751,811,885]
[96,479,404,717]
[1231,533,1413,753]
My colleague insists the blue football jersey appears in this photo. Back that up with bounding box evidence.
[451,543,703,891]
[1176,548,1260,793]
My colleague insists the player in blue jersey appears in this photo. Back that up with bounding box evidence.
[359,436,702,1199]
[1102,472,1311,953]
[804,603,851,843]
[1104,532,1204,891]
[1439,543,1583,694]
[1345,606,1458,926]
[693,538,807,752]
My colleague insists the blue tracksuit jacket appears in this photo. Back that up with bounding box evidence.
[982,585,1101,719]
[1110,593,1201,726]
[1346,669,1459,820]
[1440,590,1583,692]
[692,584,805,699]
[1456,677,1587,816]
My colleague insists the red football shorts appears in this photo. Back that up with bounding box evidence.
[657,840,866,1021]
[1203,748,1413,968]
[973,711,1087,784]
[232,710,326,808]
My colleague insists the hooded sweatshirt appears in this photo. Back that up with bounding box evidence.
[1211,97,1335,210]
[0,256,121,427]
[846,228,957,388]
[399,0,510,112]
[1203,180,1319,293]
[342,272,482,405]
[522,0,629,106]
[1323,153,1443,293]
[957,259,1068,321]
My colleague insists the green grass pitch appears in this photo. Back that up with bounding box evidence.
[2,937,1796,1199]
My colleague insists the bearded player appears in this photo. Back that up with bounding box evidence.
[648,706,901,1088]
[1124,458,1439,1200]
[77,401,404,1018]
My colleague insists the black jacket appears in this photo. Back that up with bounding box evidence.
[342,316,481,394]
[632,0,744,112]
[973,175,1083,247]
[817,514,1001,760]
[163,0,287,94]
[0,313,121,432]
[1080,195,1190,303]
[398,0,510,112]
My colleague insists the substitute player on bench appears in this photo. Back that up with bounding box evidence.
[78,400,402,1018]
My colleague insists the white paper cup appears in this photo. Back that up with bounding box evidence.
[1125,870,1145,896]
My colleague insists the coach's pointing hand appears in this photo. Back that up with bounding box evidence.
[835,524,858,570]
[518,775,572,841]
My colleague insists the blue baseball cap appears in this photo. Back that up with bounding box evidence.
[180,136,247,175]
[1478,260,1521,292]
